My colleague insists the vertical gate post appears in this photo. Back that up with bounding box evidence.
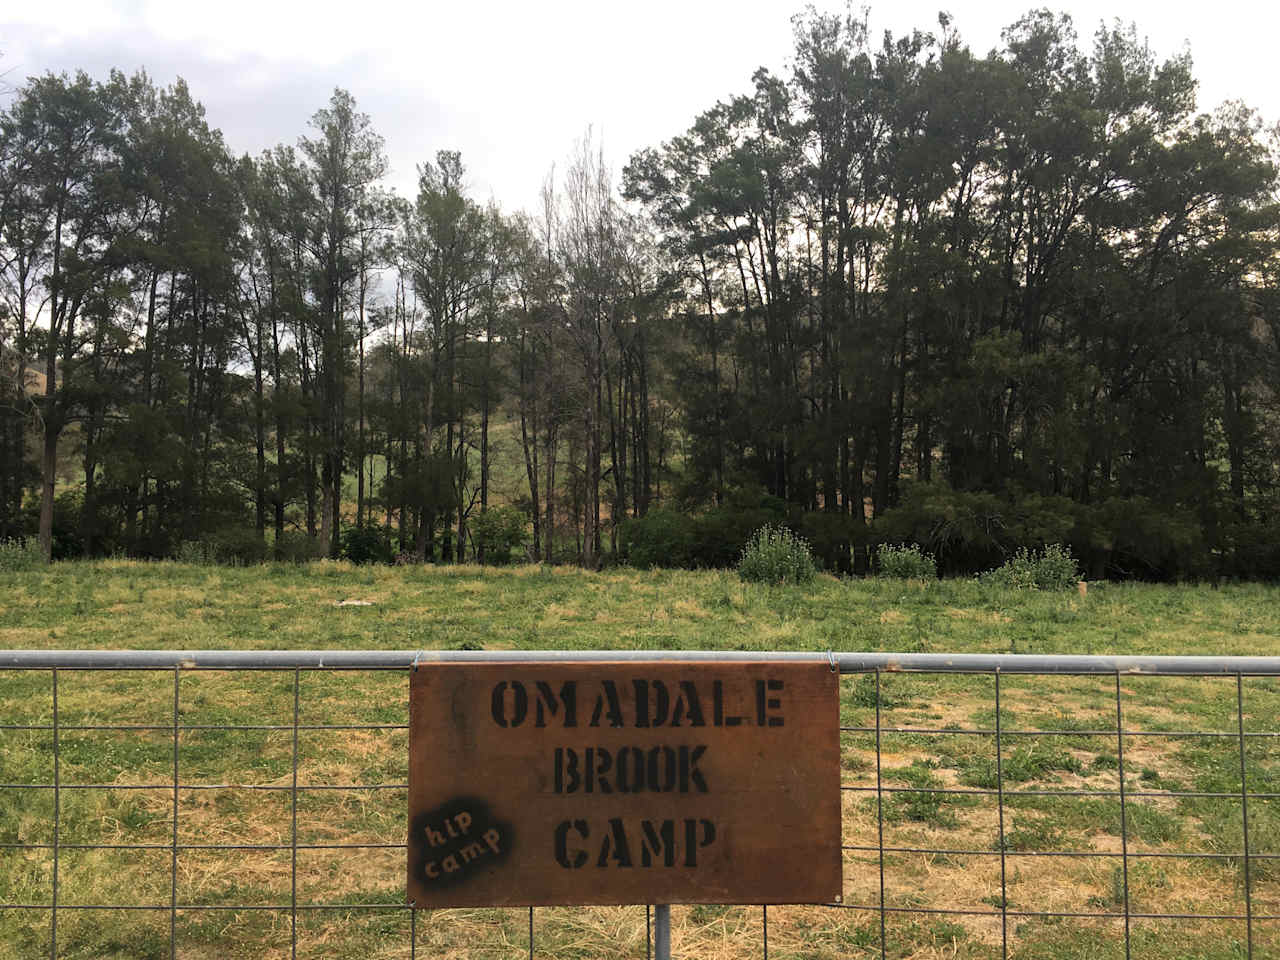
[653,904,670,960]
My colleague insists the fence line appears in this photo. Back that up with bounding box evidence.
[1,649,1278,959]
[4,649,1280,673]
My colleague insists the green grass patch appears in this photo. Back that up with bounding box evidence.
[0,561,1277,957]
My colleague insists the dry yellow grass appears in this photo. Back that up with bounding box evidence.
[2,563,1279,958]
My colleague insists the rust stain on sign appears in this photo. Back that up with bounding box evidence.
[407,661,841,907]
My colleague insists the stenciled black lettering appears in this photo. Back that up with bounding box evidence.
[594,746,613,794]
[634,679,649,728]
[646,746,677,792]
[682,818,717,867]
[755,678,784,727]
[650,680,670,727]
[597,817,633,868]
[563,747,581,793]
[616,746,642,793]
[535,681,576,727]
[681,745,708,793]
[590,680,624,728]
[551,744,709,794]
[714,679,743,726]
[554,820,589,868]
[491,681,528,728]
[640,820,676,867]
[671,681,706,727]
[767,678,784,726]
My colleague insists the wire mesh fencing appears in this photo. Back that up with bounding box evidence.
[0,650,1277,959]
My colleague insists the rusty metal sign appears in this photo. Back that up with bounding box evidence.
[407,660,841,907]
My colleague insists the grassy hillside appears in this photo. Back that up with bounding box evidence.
[1,561,1278,959]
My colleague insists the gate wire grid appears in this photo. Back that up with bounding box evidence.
[0,653,1277,959]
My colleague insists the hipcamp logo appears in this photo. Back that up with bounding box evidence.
[411,797,512,888]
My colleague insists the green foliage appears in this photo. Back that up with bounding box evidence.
[1217,517,1280,581]
[0,538,43,571]
[1076,497,1205,581]
[874,483,1018,574]
[736,524,816,586]
[692,495,786,568]
[273,532,326,564]
[176,541,211,565]
[178,528,269,566]
[1000,818,1069,851]
[340,526,394,565]
[469,506,528,565]
[958,744,1084,788]
[21,491,88,560]
[619,507,694,569]
[207,527,270,566]
[875,543,938,580]
[797,510,865,575]
[875,485,1212,580]
[619,490,785,570]
[981,544,1080,590]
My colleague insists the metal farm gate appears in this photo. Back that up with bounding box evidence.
[1,650,1277,959]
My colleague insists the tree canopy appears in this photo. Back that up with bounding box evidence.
[2,9,1278,579]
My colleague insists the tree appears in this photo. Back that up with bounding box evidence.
[299,88,387,557]
[0,71,132,562]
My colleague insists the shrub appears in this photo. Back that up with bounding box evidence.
[619,508,695,569]
[273,531,326,564]
[469,506,528,565]
[982,543,1080,590]
[737,524,816,586]
[1220,518,1280,581]
[1074,497,1204,581]
[873,482,1011,574]
[340,526,395,565]
[176,541,211,565]
[875,543,938,580]
[176,528,269,566]
[21,490,87,560]
[205,527,269,565]
[0,538,43,572]
[798,511,865,575]
[620,488,786,570]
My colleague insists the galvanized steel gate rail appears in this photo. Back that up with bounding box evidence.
[2,649,1278,959]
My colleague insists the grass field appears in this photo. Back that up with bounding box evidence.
[1,560,1279,958]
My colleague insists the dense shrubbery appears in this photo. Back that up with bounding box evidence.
[797,511,865,576]
[19,491,91,560]
[274,531,327,563]
[469,506,528,564]
[619,508,696,569]
[8,469,1274,583]
[875,543,938,580]
[1219,518,1280,581]
[873,483,1212,581]
[176,528,270,565]
[981,544,1080,590]
[619,489,785,570]
[340,526,395,565]
[0,538,42,572]
[206,526,271,565]
[737,525,817,586]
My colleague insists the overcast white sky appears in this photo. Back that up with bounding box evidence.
[3,0,1277,213]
